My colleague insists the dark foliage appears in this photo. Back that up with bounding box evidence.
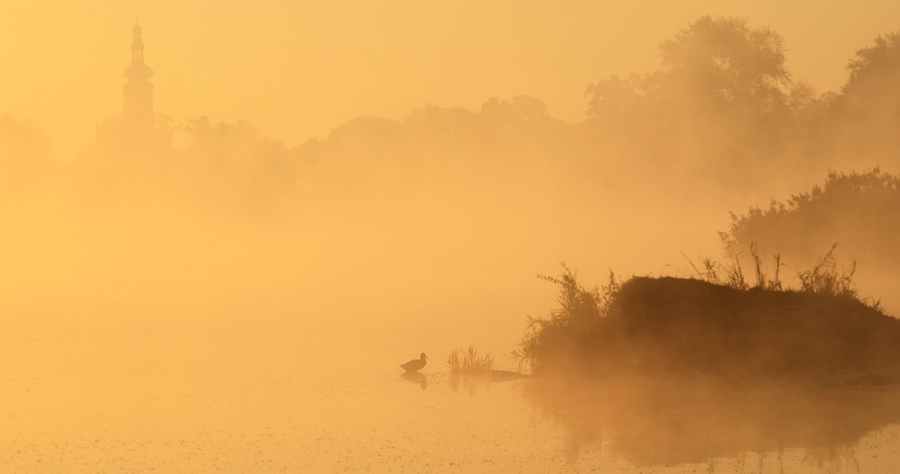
[521,274,900,383]
[722,168,900,270]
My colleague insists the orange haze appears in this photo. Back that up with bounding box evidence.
[0,0,898,156]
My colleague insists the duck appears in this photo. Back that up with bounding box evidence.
[400,352,428,372]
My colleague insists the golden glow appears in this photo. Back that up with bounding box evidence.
[0,1,898,155]
[3,2,900,472]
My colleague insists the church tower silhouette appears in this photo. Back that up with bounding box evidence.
[122,19,154,123]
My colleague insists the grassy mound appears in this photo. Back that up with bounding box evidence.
[520,274,900,384]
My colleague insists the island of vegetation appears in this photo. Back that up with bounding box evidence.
[515,239,900,385]
[511,160,900,386]
[516,266,899,385]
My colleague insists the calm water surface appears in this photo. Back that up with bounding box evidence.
[3,298,900,473]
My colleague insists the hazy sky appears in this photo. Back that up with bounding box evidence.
[2,0,899,156]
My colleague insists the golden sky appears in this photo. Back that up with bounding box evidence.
[1,0,899,156]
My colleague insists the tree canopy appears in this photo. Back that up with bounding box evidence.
[722,169,900,270]
[657,16,791,113]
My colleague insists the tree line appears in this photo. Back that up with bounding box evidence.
[2,16,899,213]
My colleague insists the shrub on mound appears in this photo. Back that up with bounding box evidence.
[520,274,900,384]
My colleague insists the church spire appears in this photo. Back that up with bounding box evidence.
[122,18,154,121]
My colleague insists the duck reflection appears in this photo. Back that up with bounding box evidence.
[400,371,427,389]
[525,375,900,467]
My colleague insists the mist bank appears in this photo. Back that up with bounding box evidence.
[723,169,900,300]
[2,17,900,313]
[0,96,722,312]
[5,17,899,202]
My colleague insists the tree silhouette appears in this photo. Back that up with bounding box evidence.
[844,32,900,96]
[830,31,900,160]
[722,169,900,270]
[585,73,645,123]
[655,16,791,115]
[584,16,799,186]
[182,117,296,209]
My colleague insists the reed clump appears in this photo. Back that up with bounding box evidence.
[447,346,494,374]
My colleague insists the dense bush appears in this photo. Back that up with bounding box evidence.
[518,261,895,381]
[721,169,900,270]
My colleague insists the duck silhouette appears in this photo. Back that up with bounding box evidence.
[400,352,428,372]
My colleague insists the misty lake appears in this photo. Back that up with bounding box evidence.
[6,1,900,471]
[4,297,900,473]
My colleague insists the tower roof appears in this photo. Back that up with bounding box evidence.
[123,19,153,81]
[122,18,154,120]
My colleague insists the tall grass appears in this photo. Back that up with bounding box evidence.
[698,241,882,305]
[750,241,783,290]
[685,241,783,290]
[685,253,748,290]
[512,265,621,373]
[446,346,494,374]
[795,243,883,309]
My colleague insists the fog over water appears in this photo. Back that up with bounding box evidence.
[3,1,900,472]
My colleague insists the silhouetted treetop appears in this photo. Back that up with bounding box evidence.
[582,16,878,188]
[826,31,900,161]
[481,95,553,128]
[722,168,900,268]
[585,73,646,123]
[845,32,900,93]
[834,31,900,120]
[657,16,790,112]
[587,16,796,124]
